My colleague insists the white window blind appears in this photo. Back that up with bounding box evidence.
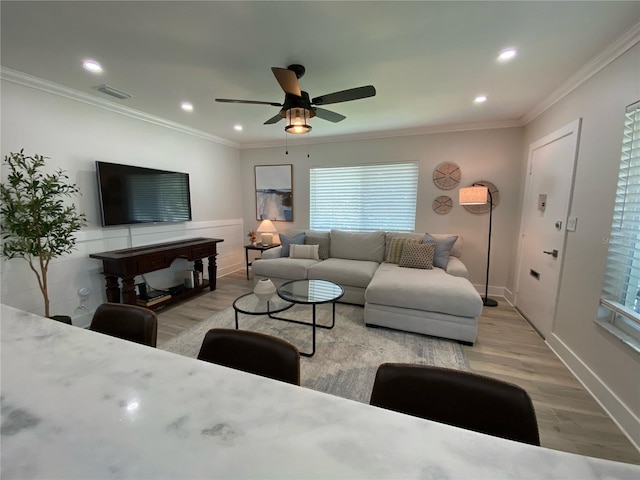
[310,162,419,232]
[598,101,640,351]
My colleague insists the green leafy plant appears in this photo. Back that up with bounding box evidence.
[0,150,87,317]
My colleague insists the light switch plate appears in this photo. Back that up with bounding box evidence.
[567,216,578,232]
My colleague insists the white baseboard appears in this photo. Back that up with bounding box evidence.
[546,333,640,451]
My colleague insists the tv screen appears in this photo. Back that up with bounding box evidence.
[96,161,192,227]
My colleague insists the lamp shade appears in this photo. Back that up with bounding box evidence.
[257,219,277,233]
[285,107,312,134]
[459,186,489,205]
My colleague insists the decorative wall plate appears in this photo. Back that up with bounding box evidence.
[433,195,453,214]
[433,162,461,190]
[462,180,500,214]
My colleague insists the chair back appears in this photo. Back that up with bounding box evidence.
[197,328,300,385]
[370,363,540,445]
[89,303,158,347]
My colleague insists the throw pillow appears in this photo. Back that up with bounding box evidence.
[423,233,458,269]
[305,234,330,260]
[399,242,435,270]
[280,233,305,257]
[385,237,420,264]
[289,244,320,260]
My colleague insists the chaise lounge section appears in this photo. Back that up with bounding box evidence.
[252,229,483,344]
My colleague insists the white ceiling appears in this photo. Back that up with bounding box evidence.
[2,1,639,148]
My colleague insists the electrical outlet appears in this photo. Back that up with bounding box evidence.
[567,216,578,232]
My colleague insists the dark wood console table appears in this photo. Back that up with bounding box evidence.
[90,237,224,307]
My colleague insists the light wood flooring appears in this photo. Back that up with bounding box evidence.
[157,270,640,465]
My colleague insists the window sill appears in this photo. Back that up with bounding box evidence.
[595,318,640,354]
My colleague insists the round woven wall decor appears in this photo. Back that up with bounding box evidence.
[433,195,453,214]
[433,162,461,190]
[462,180,500,214]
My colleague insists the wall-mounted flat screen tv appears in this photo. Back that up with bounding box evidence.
[96,161,193,227]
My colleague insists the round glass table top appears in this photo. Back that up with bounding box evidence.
[277,279,344,304]
[233,292,294,315]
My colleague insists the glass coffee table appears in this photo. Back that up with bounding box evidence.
[233,279,344,357]
[275,279,344,357]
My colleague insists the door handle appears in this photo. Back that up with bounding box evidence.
[543,249,559,258]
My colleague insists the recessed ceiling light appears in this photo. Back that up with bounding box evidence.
[474,95,488,104]
[82,59,102,73]
[234,125,243,131]
[181,102,193,112]
[498,48,517,62]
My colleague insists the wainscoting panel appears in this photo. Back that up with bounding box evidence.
[0,219,245,323]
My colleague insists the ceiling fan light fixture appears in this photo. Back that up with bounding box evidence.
[285,107,312,134]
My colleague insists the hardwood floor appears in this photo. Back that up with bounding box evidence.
[156,270,640,465]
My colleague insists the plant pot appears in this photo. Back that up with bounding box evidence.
[254,278,276,301]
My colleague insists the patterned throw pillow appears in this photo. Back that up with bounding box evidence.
[386,237,420,264]
[423,233,458,269]
[280,233,305,257]
[399,242,436,269]
[289,244,320,260]
[305,235,330,260]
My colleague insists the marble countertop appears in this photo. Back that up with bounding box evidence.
[2,303,638,479]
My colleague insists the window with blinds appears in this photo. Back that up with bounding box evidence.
[598,101,640,352]
[309,162,419,232]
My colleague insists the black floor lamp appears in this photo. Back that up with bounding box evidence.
[459,183,498,307]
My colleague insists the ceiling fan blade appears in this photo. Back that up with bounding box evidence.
[271,67,302,97]
[312,85,376,105]
[216,98,282,107]
[264,114,284,125]
[314,107,346,123]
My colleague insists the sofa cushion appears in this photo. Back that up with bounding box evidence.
[386,237,420,264]
[423,233,458,269]
[366,262,483,318]
[280,233,305,257]
[251,257,319,280]
[308,258,379,288]
[385,232,463,259]
[289,244,319,260]
[330,229,385,262]
[399,242,435,269]
[305,232,330,260]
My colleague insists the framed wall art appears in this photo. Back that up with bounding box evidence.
[255,164,293,221]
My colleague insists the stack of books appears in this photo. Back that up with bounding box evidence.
[137,288,171,307]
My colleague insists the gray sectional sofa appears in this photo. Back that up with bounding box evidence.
[252,229,483,344]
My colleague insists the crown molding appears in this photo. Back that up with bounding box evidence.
[240,119,524,150]
[0,68,240,149]
[522,20,640,125]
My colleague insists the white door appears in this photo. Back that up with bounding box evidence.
[515,119,581,338]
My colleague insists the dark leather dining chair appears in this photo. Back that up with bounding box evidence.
[89,302,158,347]
[197,328,300,385]
[370,363,540,446]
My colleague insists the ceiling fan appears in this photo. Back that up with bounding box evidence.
[215,64,376,133]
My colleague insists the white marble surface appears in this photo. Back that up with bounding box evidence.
[1,303,638,480]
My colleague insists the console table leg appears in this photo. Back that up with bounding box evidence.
[208,255,218,291]
[121,276,137,305]
[105,275,121,303]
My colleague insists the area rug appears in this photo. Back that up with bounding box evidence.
[159,303,468,404]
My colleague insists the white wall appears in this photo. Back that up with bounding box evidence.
[516,43,640,446]
[241,127,524,296]
[0,80,245,324]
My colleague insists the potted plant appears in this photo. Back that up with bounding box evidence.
[0,150,87,320]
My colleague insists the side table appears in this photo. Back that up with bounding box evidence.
[244,243,281,279]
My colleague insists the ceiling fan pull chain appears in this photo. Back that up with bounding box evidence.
[285,130,289,155]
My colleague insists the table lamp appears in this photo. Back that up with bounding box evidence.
[257,219,277,246]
